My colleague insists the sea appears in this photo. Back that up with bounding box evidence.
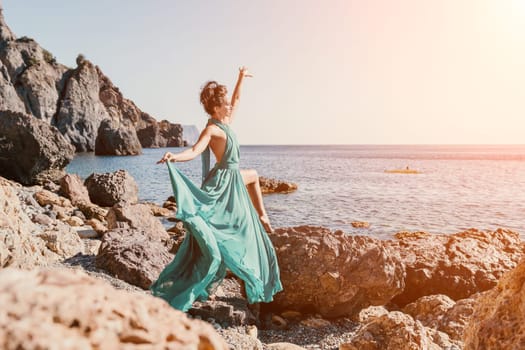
[67,145,525,239]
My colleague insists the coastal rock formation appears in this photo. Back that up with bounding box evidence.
[96,66,184,148]
[54,60,110,151]
[463,258,525,350]
[106,203,169,240]
[95,118,142,155]
[95,228,173,289]
[16,58,68,122]
[259,177,298,194]
[0,268,227,349]
[157,119,184,147]
[0,9,183,155]
[340,311,460,350]
[0,110,75,185]
[389,229,524,306]
[268,226,405,318]
[84,170,138,207]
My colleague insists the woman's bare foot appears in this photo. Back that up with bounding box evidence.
[260,215,274,233]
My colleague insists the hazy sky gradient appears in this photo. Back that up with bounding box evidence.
[3,0,524,144]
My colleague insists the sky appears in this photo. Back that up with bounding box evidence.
[2,0,525,145]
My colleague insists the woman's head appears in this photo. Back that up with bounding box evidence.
[200,81,231,117]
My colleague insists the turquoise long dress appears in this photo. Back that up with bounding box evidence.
[150,118,283,311]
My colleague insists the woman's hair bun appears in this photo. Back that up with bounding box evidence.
[200,81,228,116]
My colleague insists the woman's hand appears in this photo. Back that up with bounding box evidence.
[157,152,175,164]
[239,66,253,78]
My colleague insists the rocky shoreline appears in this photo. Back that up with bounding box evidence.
[1,169,525,349]
[1,5,524,349]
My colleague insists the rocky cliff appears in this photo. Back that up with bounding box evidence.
[0,7,183,155]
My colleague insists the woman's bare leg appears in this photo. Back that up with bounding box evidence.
[241,169,273,233]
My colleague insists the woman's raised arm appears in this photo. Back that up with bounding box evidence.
[229,66,252,121]
[157,126,213,164]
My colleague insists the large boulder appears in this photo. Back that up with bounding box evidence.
[0,110,75,185]
[106,202,169,240]
[95,118,142,155]
[463,258,525,350]
[389,229,524,306]
[0,268,228,349]
[53,60,110,152]
[84,170,138,207]
[268,226,405,318]
[95,228,173,289]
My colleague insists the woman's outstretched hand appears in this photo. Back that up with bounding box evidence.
[239,66,253,78]
[157,152,175,164]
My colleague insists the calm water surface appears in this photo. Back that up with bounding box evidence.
[67,145,525,239]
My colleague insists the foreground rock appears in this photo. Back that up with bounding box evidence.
[259,177,298,194]
[0,110,75,185]
[85,169,138,207]
[0,268,227,349]
[403,294,477,342]
[463,258,525,349]
[340,311,460,350]
[268,226,405,318]
[0,177,59,267]
[95,228,173,289]
[390,229,524,306]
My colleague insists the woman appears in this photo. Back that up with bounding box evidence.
[151,67,283,312]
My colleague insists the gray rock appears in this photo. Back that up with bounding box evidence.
[95,118,142,155]
[84,170,138,207]
[0,58,25,113]
[53,61,109,152]
[95,228,173,289]
[17,60,68,122]
[0,110,75,185]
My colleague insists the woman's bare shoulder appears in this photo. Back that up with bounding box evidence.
[203,124,226,138]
